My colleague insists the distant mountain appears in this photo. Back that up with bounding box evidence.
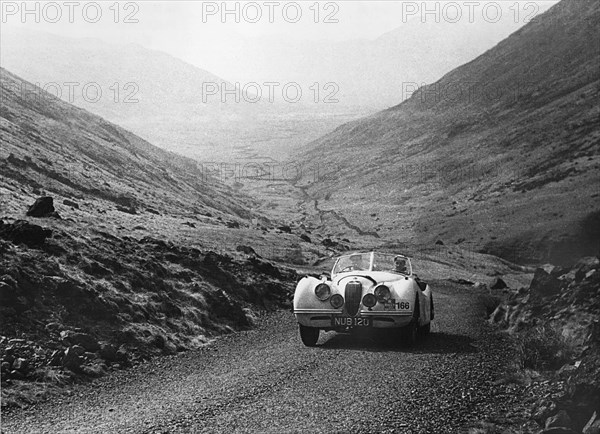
[0,17,544,162]
[0,28,367,161]
[0,67,256,220]
[190,8,554,110]
[0,29,242,156]
[298,0,600,265]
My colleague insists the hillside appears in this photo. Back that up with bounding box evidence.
[0,67,307,405]
[0,67,257,221]
[297,0,600,265]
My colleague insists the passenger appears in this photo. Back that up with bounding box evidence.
[350,254,365,271]
[394,256,408,274]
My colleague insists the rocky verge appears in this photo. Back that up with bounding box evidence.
[0,206,296,408]
[489,257,600,434]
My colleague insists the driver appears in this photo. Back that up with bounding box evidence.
[349,254,365,271]
[394,256,408,274]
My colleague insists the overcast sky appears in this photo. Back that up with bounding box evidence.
[2,1,559,81]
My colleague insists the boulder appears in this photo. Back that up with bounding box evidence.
[236,245,257,256]
[26,196,58,218]
[12,358,28,373]
[278,225,292,234]
[60,331,100,352]
[300,234,312,243]
[435,240,444,245]
[0,276,32,314]
[490,277,508,290]
[62,347,82,371]
[550,266,568,278]
[115,346,128,362]
[489,305,507,324]
[574,257,600,281]
[322,238,337,247]
[0,220,52,247]
[98,342,118,362]
[70,345,86,356]
[49,350,63,366]
[63,199,79,209]
[530,268,561,297]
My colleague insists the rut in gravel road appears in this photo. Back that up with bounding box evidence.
[2,282,530,434]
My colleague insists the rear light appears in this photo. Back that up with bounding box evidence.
[315,283,331,301]
[374,285,391,302]
[362,293,377,308]
[330,294,344,309]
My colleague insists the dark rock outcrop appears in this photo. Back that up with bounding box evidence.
[530,268,561,298]
[489,256,600,433]
[63,199,79,209]
[27,196,60,218]
[0,220,52,247]
[490,277,508,290]
[300,234,312,243]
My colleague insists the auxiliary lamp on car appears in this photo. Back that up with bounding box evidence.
[315,283,331,301]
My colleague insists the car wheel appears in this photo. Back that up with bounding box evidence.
[402,296,420,346]
[402,320,418,346]
[419,297,433,337]
[299,324,319,347]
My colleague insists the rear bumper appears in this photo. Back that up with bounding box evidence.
[294,310,413,329]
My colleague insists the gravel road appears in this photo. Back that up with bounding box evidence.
[1,282,533,433]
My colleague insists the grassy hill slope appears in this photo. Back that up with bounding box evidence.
[0,67,257,221]
[0,68,302,406]
[298,0,600,265]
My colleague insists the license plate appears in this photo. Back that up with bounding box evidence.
[333,317,371,327]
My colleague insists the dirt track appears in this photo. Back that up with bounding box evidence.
[1,283,534,434]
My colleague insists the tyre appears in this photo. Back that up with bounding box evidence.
[402,320,419,346]
[420,297,433,336]
[299,324,319,347]
[402,295,420,346]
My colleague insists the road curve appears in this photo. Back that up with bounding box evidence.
[2,282,530,434]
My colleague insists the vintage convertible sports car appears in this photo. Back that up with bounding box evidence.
[293,252,434,347]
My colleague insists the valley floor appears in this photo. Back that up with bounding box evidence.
[1,282,538,434]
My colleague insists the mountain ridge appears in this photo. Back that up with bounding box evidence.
[296,0,600,265]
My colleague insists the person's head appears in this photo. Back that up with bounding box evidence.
[394,256,407,273]
[350,254,362,266]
